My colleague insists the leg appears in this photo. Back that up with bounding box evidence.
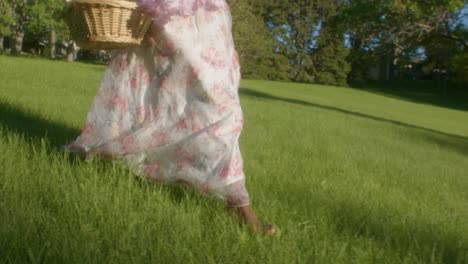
[63,143,88,160]
[228,205,276,236]
[65,144,118,161]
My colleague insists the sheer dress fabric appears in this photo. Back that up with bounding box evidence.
[65,0,250,207]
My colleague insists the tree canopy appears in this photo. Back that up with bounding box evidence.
[1,0,466,87]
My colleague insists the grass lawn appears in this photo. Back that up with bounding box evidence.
[1,55,467,263]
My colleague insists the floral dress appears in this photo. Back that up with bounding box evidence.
[65,0,250,207]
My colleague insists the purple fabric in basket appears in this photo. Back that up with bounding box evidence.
[137,0,228,24]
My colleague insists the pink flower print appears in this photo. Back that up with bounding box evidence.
[81,136,92,145]
[214,151,222,161]
[108,95,127,110]
[232,51,240,68]
[219,166,230,178]
[152,108,161,120]
[81,122,94,135]
[151,131,168,146]
[202,47,226,68]
[156,53,168,62]
[176,159,186,170]
[121,136,136,153]
[109,55,124,73]
[216,99,235,115]
[187,66,201,85]
[219,157,242,178]
[119,56,127,72]
[177,148,195,162]
[130,78,138,90]
[80,123,94,144]
[137,63,145,75]
[143,161,160,176]
[230,67,241,86]
[183,114,202,132]
[159,76,169,91]
[176,119,188,131]
[222,116,244,134]
[207,123,220,137]
[175,147,196,169]
[211,84,224,99]
[191,122,202,132]
[136,106,148,123]
[142,73,151,87]
[212,83,232,99]
[134,64,151,88]
[232,118,244,134]
[232,159,243,176]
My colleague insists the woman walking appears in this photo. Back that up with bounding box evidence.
[65,0,275,235]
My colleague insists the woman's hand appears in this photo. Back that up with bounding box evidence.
[142,24,158,54]
[142,23,175,57]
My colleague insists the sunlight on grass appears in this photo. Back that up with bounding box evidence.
[1,56,467,263]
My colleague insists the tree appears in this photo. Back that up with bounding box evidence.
[252,0,351,85]
[337,0,465,81]
[311,2,351,86]
[7,0,30,55]
[26,0,69,59]
[228,0,289,80]
[449,52,468,88]
[257,0,323,82]
[312,29,351,86]
[1,0,70,58]
[0,0,14,51]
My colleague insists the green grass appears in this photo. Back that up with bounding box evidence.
[1,55,467,263]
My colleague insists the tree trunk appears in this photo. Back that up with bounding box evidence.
[0,34,4,52]
[50,29,56,59]
[383,44,395,81]
[66,40,75,62]
[10,27,24,55]
[384,53,391,81]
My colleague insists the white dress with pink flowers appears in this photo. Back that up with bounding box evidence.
[66,0,249,206]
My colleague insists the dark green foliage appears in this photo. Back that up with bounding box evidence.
[228,0,289,80]
[0,0,68,56]
[337,0,465,82]
[312,31,351,87]
[256,0,324,82]
[449,51,468,89]
[2,0,466,87]
[0,0,14,35]
[26,0,69,41]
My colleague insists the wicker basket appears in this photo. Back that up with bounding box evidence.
[63,0,152,50]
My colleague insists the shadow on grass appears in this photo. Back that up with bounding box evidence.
[327,197,467,263]
[412,132,468,157]
[349,81,468,112]
[0,99,80,149]
[0,99,213,209]
[239,87,468,146]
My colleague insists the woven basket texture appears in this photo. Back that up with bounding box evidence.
[64,0,152,50]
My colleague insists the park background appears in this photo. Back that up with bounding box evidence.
[1,0,467,263]
[1,0,467,89]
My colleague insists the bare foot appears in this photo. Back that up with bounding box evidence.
[91,149,116,161]
[64,144,87,160]
[227,205,276,236]
[65,144,119,161]
[262,224,277,236]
